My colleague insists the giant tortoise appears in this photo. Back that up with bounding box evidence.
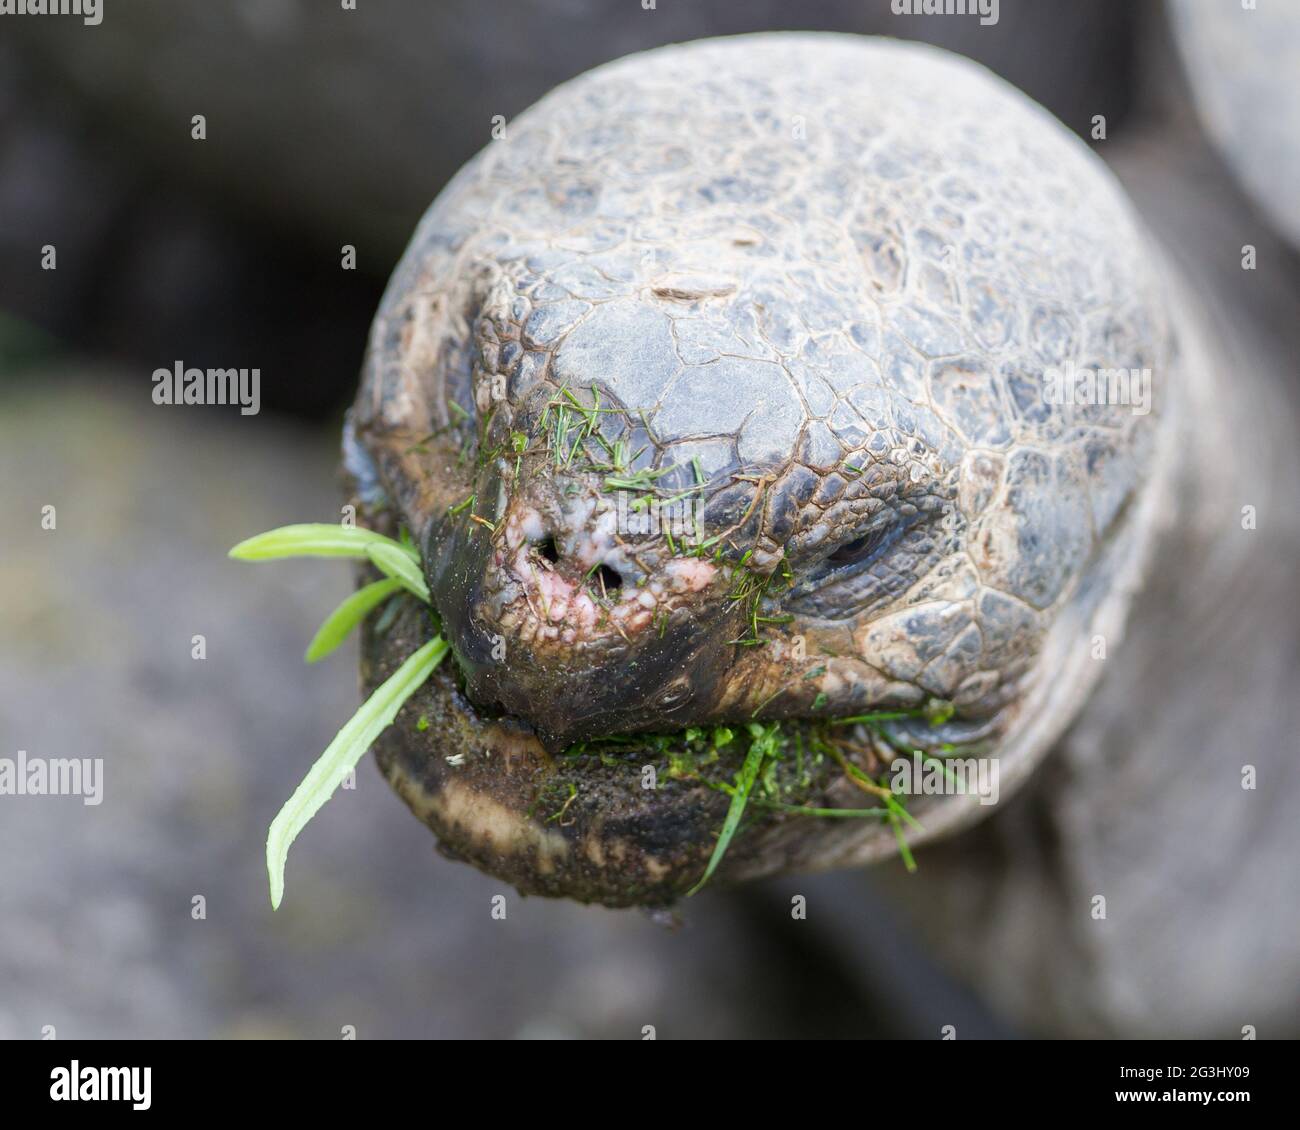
[343,33,1202,907]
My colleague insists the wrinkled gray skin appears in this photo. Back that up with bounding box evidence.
[351,34,1190,900]
[1169,0,1300,247]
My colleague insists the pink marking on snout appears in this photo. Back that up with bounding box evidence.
[665,557,718,592]
[510,548,599,629]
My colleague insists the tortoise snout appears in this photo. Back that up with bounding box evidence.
[428,517,729,749]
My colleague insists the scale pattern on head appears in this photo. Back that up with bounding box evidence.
[354,34,1173,751]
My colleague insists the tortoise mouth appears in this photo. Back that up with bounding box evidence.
[361,592,1001,906]
[349,423,1017,906]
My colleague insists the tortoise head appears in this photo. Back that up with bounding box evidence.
[347,34,1180,901]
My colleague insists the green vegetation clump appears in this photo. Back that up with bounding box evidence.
[560,704,966,887]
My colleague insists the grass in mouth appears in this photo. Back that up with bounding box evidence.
[230,523,445,909]
[569,707,962,891]
[685,722,778,896]
[231,523,961,907]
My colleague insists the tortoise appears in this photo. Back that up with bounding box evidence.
[346,33,1187,907]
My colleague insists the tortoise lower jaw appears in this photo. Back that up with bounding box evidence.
[362,601,723,905]
[360,597,1013,906]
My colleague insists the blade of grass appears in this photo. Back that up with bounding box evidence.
[229,523,419,563]
[304,577,403,663]
[886,789,924,833]
[364,542,430,602]
[267,636,449,909]
[888,809,918,872]
[687,723,775,896]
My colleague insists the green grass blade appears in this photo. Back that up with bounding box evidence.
[364,542,430,602]
[304,577,403,664]
[888,810,918,872]
[229,523,419,563]
[890,794,925,833]
[687,725,773,896]
[267,636,449,909]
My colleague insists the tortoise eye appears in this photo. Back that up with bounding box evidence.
[786,512,928,621]
[826,527,891,569]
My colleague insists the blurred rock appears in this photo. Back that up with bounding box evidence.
[1169,0,1300,248]
[0,41,379,420]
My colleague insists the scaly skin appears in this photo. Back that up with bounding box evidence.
[349,34,1182,905]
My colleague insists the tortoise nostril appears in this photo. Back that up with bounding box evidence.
[593,563,623,593]
[532,535,624,593]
